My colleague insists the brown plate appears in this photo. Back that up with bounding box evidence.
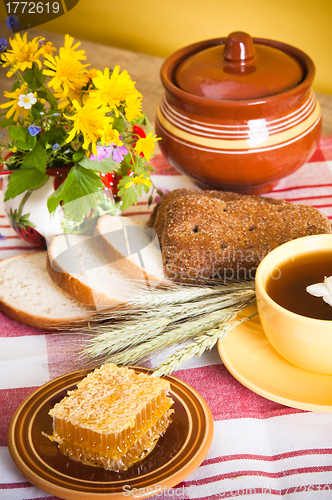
[8,366,213,500]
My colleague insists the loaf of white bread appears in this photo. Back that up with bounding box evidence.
[0,189,330,328]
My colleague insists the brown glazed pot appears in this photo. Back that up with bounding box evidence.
[155,32,321,194]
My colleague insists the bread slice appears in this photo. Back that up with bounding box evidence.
[0,252,94,329]
[46,363,174,472]
[96,215,167,285]
[148,189,332,282]
[47,233,140,309]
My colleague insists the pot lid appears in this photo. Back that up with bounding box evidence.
[174,32,304,100]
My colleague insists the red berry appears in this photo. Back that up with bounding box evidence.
[13,224,46,248]
[133,124,146,139]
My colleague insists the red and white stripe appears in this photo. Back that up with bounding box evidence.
[2,137,332,500]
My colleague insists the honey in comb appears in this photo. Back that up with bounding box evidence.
[45,364,174,472]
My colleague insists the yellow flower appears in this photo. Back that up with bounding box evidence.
[125,92,143,122]
[85,69,99,82]
[134,132,160,161]
[125,174,152,189]
[2,32,44,77]
[89,66,136,111]
[99,123,123,146]
[40,41,57,58]
[0,83,30,121]
[43,34,89,96]
[65,99,110,154]
[53,78,90,109]
[54,69,96,109]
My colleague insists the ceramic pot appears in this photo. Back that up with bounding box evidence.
[3,166,72,248]
[155,31,321,194]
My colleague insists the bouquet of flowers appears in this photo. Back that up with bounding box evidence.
[0,32,160,234]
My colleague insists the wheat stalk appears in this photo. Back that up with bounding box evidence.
[73,279,256,374]
[126,279,256,308]
[83,290,255,357]
[153,312,257,377]
[84,308,239,366]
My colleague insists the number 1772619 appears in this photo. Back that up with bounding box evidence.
[5,2,60,14]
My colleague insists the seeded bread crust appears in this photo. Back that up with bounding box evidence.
[147,189,332,282]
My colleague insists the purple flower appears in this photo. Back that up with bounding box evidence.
[112,144,128,163]
[90,144,128,163]
[28,125,41,136]
[0,233,6,240]
[90,146,113,162]
[0,38,8,52]
[6,15,20,30]
[52,143,60,150]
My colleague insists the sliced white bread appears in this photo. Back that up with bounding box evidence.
[47,233,143,310]
[96,215,168,285]
[0,252,94,329]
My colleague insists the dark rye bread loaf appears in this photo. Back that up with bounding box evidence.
[147,189,332,282]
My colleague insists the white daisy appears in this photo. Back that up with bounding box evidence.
[17,93,37,110]
[306,276,332,306]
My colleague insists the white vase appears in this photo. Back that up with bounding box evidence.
[2,167,72,248]
[2,167,117,248]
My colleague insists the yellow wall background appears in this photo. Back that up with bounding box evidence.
[1,0,332,94]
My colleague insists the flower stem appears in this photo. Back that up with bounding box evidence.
[17,190,32,218]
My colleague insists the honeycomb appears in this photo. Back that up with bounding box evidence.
[46,364,174,472]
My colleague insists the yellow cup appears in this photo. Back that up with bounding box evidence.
[255,234,332,374]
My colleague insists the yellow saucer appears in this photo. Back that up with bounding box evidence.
[217,304,332,412]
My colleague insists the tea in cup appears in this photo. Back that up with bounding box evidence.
[255,234,332,374]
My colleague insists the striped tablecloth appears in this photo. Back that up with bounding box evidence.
[2,137,332,500]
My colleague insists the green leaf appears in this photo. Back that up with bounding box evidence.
[36,89,50,101]
[135,182,143,197]
[72,150,85,162]
[9,126,28,142]
[78,155,120,174]
[134,115,146,126]
[0,117,15,128]
[33,66,46,85]
[112,117,126,135]
[21,143,48,172]
[47,165,105,223]
[116,177,138,211]
[4,169,49,201]
[23,67,45,89]
[11,81,21,92]
[16,135,37,151]
[8,126,37,151]
[145,116,154,135]
[30,100,45,118]
[42,127,66,148]
[23,68,35,85]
